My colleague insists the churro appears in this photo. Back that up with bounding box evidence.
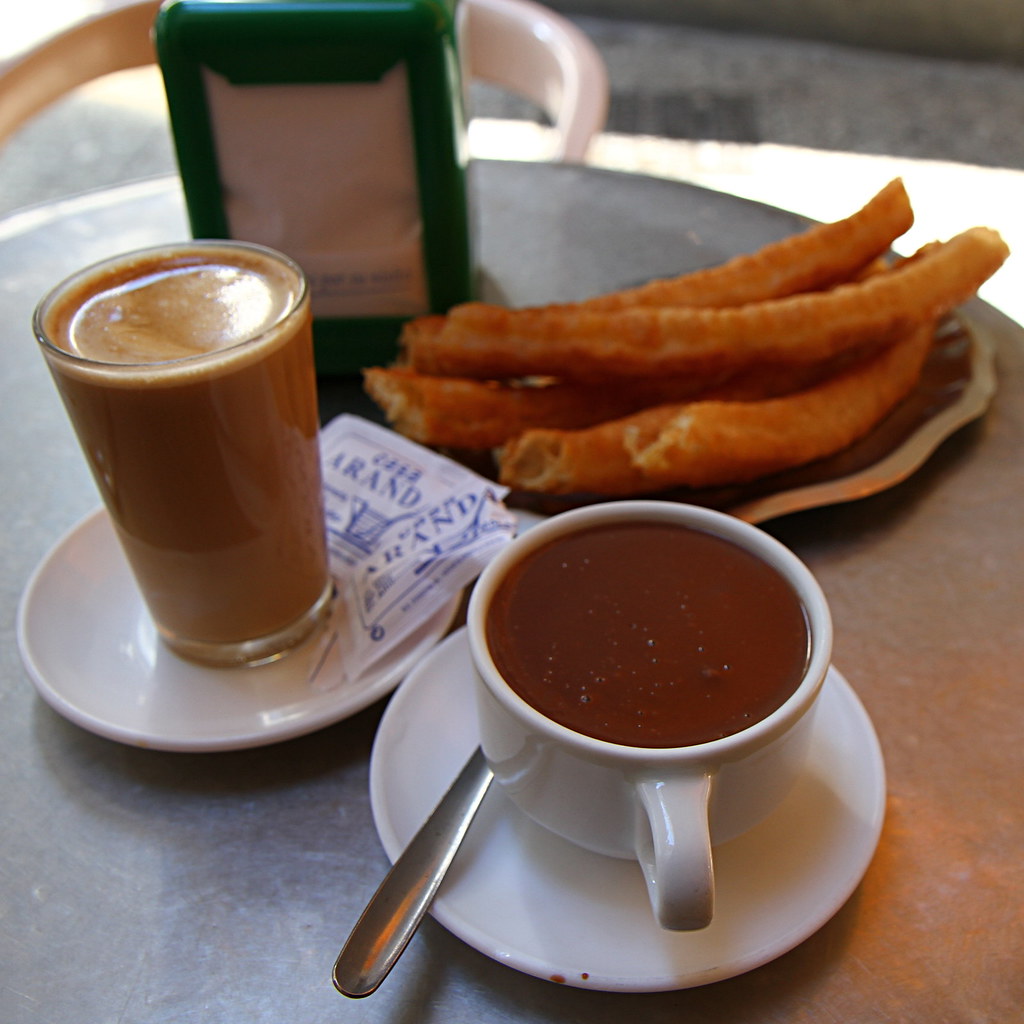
[365,179,1009,496]
[498,322,936,494]
[550,177,914,311]
[363,368,726,449]
[401,228,1007,383]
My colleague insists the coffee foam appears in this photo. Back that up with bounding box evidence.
[44,246,302,371]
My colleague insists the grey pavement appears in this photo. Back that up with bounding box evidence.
[1,10,1023,217]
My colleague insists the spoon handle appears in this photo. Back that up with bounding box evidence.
[333,747,494,998]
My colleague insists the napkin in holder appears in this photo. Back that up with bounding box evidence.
[154,0,473,375]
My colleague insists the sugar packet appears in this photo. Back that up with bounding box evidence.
[319,414,517,684]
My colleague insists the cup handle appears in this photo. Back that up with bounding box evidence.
[634,772,715,931]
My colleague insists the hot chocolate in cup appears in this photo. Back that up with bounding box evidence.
[34,241,332,667]
[467,500,833,930]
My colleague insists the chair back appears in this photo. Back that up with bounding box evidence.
[464,0,609,161]
[0,0,608,161]
[0,0,161,143]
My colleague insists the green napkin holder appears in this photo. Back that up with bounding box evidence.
[155,0,473,375]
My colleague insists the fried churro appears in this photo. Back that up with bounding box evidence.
[362,368,728,449]
[550,177,915,311]
[363,356,860,449]
[402,228,1007,383]
[498,322,936,494]
[365,179,1008,496]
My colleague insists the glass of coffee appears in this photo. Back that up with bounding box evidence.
[34,241,333,667]
[467,500,833,930]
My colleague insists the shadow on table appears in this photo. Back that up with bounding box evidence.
[30,685,385,797]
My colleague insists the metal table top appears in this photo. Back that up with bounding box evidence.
[2,161,1020,1023]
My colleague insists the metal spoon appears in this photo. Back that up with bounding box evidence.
[333,747,494,998]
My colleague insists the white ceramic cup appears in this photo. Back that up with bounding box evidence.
[467,500,833,931]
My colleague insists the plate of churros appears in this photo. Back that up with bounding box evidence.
[363,175,1008,522]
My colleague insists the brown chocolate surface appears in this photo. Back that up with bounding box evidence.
[487,522,808,747]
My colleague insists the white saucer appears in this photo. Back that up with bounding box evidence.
[16,508,459,752]
[370,628,886,992]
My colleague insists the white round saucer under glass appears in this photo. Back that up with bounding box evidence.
[17,508,459,752]
[370,628,886,992]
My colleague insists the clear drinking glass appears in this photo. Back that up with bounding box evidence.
[34,240,332,667]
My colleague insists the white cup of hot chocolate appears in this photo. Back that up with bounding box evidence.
[467,500,833,931]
